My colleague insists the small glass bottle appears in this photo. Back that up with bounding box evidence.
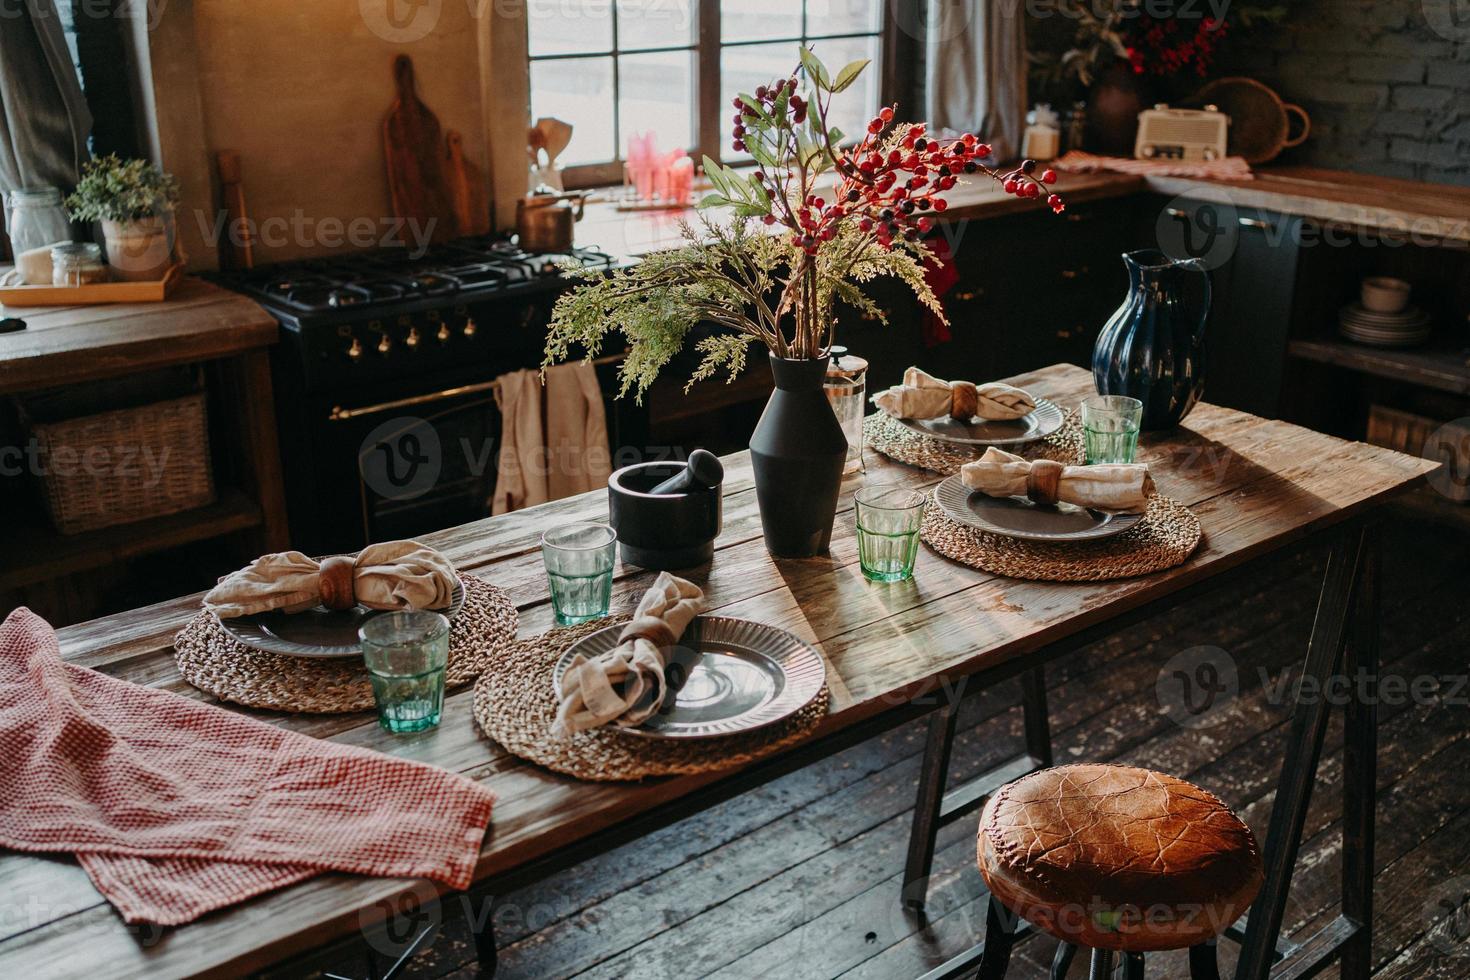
[51,242,108,287]
[824,345,868,475]
[5,187,71,284]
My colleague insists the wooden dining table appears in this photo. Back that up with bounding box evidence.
[0,363,1436,980]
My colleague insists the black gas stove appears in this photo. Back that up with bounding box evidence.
[211,236,634,553]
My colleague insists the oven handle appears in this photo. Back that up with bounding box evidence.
[329,380,501,421]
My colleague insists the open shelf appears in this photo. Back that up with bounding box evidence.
[2,488,263,591]
[1287,337,1470,397]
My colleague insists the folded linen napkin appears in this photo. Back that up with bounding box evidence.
[873,367,1036,421]
[961,447,1155,514]
[555,572,706,733]
[0,608,494,926]
[203,539,457,618]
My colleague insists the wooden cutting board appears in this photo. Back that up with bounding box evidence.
[382,54,456,243]
[445,130,489,237]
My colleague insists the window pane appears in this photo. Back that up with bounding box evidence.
[528,0,613,56]
[720,0,802,44]
[531,56,616,166]
[717,41,804,161]
[805,0,881,36]
[619,50,696,154]
[617,0,695,50]
[807,34,880,144]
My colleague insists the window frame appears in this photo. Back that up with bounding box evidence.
[527,0,913,191]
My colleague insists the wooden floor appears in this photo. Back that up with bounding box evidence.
[380,509,1470,980]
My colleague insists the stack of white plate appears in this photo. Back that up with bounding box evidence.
[1338,303,1432,347]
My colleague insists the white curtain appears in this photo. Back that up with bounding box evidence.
[0,0,92,194]
[925,0,1028,161]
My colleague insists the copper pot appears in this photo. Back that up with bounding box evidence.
[516,190,586,253]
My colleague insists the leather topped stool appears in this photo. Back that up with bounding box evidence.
[974,764,1263,979]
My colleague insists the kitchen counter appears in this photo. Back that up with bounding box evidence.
[578,164,1470,261]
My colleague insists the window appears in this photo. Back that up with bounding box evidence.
[526,0,892,188]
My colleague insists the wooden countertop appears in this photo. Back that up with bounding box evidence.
[0,278,279,395]
[580,163,1470,261]
[0,363,1435,979]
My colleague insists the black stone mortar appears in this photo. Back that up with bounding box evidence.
[607,461,722,570]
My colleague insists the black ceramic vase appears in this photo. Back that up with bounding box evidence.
[749,354,848,557]
[1092,249,1212,430]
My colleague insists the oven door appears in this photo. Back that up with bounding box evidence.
[314,380,504,552]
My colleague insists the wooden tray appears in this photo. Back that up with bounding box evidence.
[0,262,184,307]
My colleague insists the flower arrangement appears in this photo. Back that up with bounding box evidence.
[64,155,181,224]
[545,47,1064,398]
[1032,0,1286,89]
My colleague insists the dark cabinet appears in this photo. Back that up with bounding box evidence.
[1143,196,1303,418]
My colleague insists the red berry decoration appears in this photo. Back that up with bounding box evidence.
[1042,169,1058,184]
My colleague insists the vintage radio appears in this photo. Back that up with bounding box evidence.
[1134,106,1230,163]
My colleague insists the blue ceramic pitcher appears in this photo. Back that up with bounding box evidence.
[1092,249,1212,430]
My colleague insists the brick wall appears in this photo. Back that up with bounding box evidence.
[1211,0,1470,186]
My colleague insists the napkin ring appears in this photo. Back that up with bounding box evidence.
[319,555,357,610]
[949,381,979,421]
[619,616,680,650]
[1026,459,1065,507]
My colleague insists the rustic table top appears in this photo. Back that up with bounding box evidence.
[0,277,278,395]
[0,364,1436,978]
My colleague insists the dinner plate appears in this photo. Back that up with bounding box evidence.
[553,615,826,739]
[933,474,1143,542]
[895,397,1064,447]
[217,578,465,659]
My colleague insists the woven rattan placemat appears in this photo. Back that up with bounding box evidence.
[920,493,1201,582]
[865,409,1085,474]
[174,574,518,714]
[473,616,830,782]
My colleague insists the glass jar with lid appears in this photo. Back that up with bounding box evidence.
[824,345,868,475]
[6,187,72,284]
[51,242,108,287]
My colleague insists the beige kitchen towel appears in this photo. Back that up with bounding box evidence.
[492,368,550,515]
[555,572,706,733]
[961,447,1155,514]
[544,360,613,501]
[203,540,457,618]
[874,367,1036,421]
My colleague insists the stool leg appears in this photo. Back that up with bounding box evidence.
[1188,941,1221,980]
[975,895,1018,980]
[1050,941,1078,980]
[1087,949,1114,980]
[1122,951,1145,979]
[905,701,960,910]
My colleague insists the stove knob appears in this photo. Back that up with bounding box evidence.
[346,337,363,360]
[437,323,451,343]
[405,327,421,349]
[462,317,478,338]
[377,333,392,355]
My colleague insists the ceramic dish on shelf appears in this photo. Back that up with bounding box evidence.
[217,578,466,659]
[895,397,1064,447]
[553,615,826,739]
[933,474,1143,542]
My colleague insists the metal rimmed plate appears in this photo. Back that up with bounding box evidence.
[934,474,1143,542]
[217,579,465,659]
[553,615,826,739]
[896,397,1063,447]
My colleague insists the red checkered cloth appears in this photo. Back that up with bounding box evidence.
[1053,150,1254,181]
[0,608,495,925]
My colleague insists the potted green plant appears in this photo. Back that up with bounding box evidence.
[65,155,181,281]
[544,48,1063,558]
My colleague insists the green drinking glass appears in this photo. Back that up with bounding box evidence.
[359,611,450,734]
[541,522,617,625]
[855,485,926,583]
[1082,395,1143,464]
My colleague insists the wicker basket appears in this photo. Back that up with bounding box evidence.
[24,388,215,535]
